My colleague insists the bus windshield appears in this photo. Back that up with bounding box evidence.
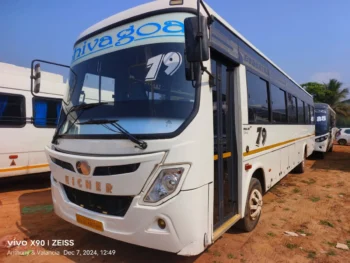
[315,109,328,136]
[59,13,196,137]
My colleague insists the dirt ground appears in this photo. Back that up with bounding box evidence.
[0,145,349,263]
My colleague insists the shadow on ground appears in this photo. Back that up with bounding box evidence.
[310,147,350,172]
[0,173,50,193]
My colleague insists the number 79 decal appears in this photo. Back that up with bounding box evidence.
[145,52,182,81]
[256,127,267,147]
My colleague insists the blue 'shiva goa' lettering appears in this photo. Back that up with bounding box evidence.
[72,20,184,63]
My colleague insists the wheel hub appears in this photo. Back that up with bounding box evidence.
[249,189,263,220]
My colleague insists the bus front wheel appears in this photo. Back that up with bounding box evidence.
[236,178,262,232]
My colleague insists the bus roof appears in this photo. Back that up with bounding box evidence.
[76,0,312,99]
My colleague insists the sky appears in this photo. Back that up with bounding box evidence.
[1,0,349,96]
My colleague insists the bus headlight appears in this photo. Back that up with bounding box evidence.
[144,168,184,203]
[315,135,328,142]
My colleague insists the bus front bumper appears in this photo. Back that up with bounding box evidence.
[51,175,209,255]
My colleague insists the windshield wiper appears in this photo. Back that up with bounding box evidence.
[52,102,108,145]
[78,119,148,150]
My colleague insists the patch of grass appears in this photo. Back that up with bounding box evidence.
[227,253,236,259]
[280,218,288,222]
[320,220,334,228]
[326,195,332,199]
[327,250,336,256]
[267,232,276,237]
[327,241,336,247]
[301,178,316,185]
[272,223,277,227]
[307,250,316,259]
[324,184,332,188]
[293,188,301,193]
[213,251,221,257]
[286,243,298,250]
[310,196,320,202]
[283,207,290,211]
[337,181,345,187]
[337,219,342,223]
[276,199,286,203]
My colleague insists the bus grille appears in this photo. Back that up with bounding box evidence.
[63,184,133,217]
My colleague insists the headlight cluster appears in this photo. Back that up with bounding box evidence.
[144,168,184,203]
[315,135,328,142]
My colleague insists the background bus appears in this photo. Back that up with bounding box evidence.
[0,62,66,178]
[314,103,337,157]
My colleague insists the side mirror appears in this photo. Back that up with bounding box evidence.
[184,16,209,63]
[33,63,41,93]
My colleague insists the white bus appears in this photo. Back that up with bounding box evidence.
[314,103,336,157]
[0,62,66,178]
[32,0,315,255]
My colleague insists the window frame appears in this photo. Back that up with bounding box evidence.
[297,98,305,124]
[246,70,271,124]
[0,92,26,128]
[310,106,315,124]
[269,84,287,124]
[32,97,62,129]
[286,93,298,124]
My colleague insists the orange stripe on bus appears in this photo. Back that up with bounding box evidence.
[214,152,232,161]
[0,164,49,173]
[243,134,314,157]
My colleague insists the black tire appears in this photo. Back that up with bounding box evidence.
[294,149,306,174]
[236,178,263,232]
[338,139,347,146]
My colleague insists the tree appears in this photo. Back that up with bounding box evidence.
[301,79,350,117]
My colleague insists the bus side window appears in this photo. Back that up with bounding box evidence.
[0,93,26,127]
[246,71,270,123]
[297,99,305,124]
[33,97,61,128]
[270,84,287,123]
[287,93,297,123]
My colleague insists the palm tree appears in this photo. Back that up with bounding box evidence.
[321,79,350,117]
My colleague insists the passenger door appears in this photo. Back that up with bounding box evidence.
[211,57,238,229]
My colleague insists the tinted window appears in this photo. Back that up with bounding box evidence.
[287,93,297,123]
[247,71,269,123]
[33,98,62,128]
[304,104,310,124]
[270,84,287,123]
[310,106,315,124]
[0,93,26,127]
[345,129,350,134]
[297,99,305,124]
[315,108,328,135]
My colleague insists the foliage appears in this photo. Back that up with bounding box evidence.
[301,79,350,119]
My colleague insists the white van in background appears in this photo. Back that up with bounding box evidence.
[0,62,66,178]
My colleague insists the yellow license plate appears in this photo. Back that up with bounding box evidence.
[76,214,104,232]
